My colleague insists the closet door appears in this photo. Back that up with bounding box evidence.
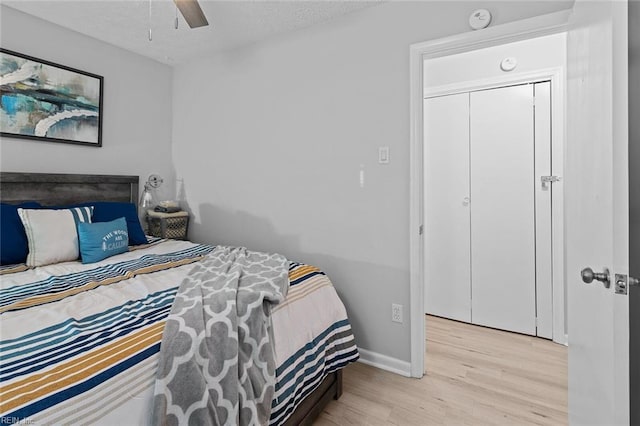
[424,93,471,322]
[470,84,537,335]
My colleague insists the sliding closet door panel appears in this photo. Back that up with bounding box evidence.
[534,81,553,339]
[424,93,471,322]
[470,84,536,335]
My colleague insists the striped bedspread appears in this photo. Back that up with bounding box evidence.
[0,240,358,425]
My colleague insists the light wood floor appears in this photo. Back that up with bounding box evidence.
[315,315,567,425]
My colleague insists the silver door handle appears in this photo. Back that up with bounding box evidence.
[581,267,611,288]
[462,197,470,206]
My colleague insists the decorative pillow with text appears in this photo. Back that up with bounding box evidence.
[77,217,129,264]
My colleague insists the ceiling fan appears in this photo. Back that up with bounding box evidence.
[173,0,209,28]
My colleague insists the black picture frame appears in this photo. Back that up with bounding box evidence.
[0,48,104,147]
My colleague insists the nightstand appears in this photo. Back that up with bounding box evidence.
[146,210,190,240]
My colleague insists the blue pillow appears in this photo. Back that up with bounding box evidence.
[1,202,41,265]
[77,217,129,264]
[74,202,147,246]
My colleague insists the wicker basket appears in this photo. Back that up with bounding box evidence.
[146,210,189,240]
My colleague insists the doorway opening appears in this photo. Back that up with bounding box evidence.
[412,16,571,422]
[408,11,571,380]
[411,3,631,423]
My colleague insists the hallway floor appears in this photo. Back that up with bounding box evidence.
[315,315,567,425]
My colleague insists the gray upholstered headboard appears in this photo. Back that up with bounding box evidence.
[0,172,139,207]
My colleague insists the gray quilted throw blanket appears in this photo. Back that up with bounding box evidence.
[151,246,289,426]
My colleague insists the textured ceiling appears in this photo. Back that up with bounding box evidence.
[3,0,383,66]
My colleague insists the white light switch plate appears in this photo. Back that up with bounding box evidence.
[378,146,390,164]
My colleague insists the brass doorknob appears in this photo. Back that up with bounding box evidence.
[581,267,611,288]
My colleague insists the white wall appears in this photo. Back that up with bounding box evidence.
[172,1,574,363]
[0,6,175,200]
[424,33,566,89]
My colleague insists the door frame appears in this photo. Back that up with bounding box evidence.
[409,9,571,378]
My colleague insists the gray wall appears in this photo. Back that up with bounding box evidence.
[0,6,175,200]
[172,1,574,362]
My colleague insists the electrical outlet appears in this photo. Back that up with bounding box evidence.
[392,304,403,323]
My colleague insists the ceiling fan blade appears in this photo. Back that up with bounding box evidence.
[173,0,209,28]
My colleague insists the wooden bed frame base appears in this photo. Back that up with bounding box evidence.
[0,171,344,425]
[284,369,342,425]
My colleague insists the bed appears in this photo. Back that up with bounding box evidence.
[0,172,359,425]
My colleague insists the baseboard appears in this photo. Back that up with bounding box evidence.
[357,348,412,377]
[552,333,569,346]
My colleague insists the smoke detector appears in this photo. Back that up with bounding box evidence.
[469,9,492,30]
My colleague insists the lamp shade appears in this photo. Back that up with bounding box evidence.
[139,174,163,234]
[139,184,156,210]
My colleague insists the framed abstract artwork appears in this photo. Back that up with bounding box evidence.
[0,49,103,147]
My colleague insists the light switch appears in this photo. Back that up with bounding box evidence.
[379,147,390,164]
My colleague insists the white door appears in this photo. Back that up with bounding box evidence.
[566,0,629,424]
[470,84,537,335]
[424,93,471,322]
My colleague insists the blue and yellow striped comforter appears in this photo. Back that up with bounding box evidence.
[0,239,359,425]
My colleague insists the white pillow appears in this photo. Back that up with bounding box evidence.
[17,207,93,267]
